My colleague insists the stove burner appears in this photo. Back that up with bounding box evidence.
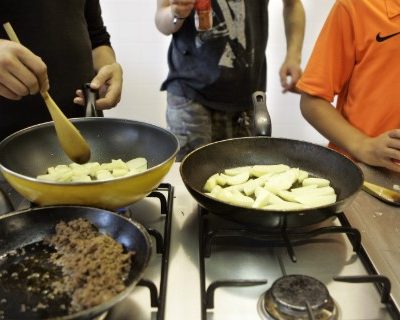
[257,275,338,320]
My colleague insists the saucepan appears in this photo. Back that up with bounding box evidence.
[180,92,364,230]
[0,200,152,320]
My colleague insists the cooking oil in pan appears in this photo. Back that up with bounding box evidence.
[0,241,70,319]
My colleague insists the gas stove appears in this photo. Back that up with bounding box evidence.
[1,163,399,320]
[160,163,399,320]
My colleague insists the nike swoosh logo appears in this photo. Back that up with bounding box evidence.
[376,31,400,42]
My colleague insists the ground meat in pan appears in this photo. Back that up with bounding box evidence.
[46,218,134,312]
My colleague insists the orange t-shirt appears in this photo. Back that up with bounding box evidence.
[297,0,400,151]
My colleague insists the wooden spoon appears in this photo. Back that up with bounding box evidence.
[362,181,400,206]
[3,22,91,164]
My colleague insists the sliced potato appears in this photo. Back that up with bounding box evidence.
[210,185,223,197]
[69,163,83,170]
[112,168,129,177]
[130,166,147,175]
[83,162,100,170]
[88,163,102,176]
[223,171,250,186]
[255,186,285,204]
[304,186,335,197]
[224,166,251,176]
[215,189,235,204]
[126,157,147,171]
[294,194,337,207]
[57,172,74,182]
[203,173,219,192]
[36,174,58,182]
[250,164,289,177]
[111,159,129,170]
[243,173,274,196]
[224,183,246,192]
[277,190,298,203]
[291,184,318,194]
[37,157,148,182]
[47,167,56,174]
[201,164,336,211]
[265,168,299,191]
[302,177,330,187]
[95,169,113,180]
[252,188,276,208]
[71,175,92,182]
[70,167,88,177]
[263,201,305,211]
[54,165,69,172]
[297,170,309,183]
[291,186,335,197]
[229,189,254,207]
[216,174,228,186]
[263,183,282,195]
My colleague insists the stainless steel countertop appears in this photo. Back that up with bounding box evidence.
[343,163,400,311]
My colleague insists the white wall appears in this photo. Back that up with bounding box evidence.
[100,0,335,145]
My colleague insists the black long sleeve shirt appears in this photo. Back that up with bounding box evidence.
[0,0,111,141]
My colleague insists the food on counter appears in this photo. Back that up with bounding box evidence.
[36,157,148,182]
[203,165,337,210]
[47,218,134,312]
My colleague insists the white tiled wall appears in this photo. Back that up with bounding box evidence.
[101,0,335,145]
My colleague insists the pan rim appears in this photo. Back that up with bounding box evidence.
[181,136,360,163]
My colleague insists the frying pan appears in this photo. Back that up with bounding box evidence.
[180,92,364,230]
[0,117,179,210]
[0,204,152,320]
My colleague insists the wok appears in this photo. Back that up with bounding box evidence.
[180,92,364,230]
[0,117,179,210]
[0,204,152,320]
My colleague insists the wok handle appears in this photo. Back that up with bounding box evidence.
[252,91,271,137]
[83,83,102,117]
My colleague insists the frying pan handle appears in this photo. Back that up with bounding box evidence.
[0,188,14,215]
[83,83,101,117]
[252,91,271,137]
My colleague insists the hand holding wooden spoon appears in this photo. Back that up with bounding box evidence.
[3,22,91,164]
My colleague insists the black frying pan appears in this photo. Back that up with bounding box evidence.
[180,137,363,230]
[180,92,364,230]
[0,204,152,320]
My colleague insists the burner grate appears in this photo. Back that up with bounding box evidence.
[124,183,174,320]
[198,207,400,320]
[200,208,361,262]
